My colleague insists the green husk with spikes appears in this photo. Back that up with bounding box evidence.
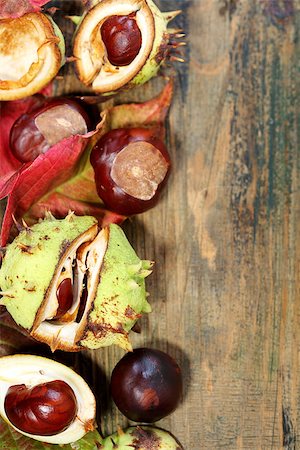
[80,224,152,351]
[0,213,97,330]
[0,215,153,352]
[99,426,183,449]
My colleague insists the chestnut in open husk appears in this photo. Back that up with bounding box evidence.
[0,354,96,444]
[10,97,91,163]
[0,13,65,100]
[73,0,183,94]
[100,13,142,67]
[90,127,171,215]
[111,348,183,422]
[5,380,77,436]
[0,213,153,352]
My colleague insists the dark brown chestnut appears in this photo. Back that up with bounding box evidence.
[54,278,73,320]
[101,13,142,66]
[90,128,171,215]
[10,98,91,163]
[110,348,182,423]
[4,380,78,436]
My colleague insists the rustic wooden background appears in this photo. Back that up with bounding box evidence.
[2,0,300,448]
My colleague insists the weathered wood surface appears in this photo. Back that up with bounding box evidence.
[1,0,299,448]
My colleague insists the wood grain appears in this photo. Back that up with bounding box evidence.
[1,0,299,448]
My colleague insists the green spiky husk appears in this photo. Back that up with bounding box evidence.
[0,215,97,330]
[100,426,183,449]
[80,224,152,351]
[129,0,169,87]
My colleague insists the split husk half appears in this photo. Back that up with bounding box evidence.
[0,12,65,100]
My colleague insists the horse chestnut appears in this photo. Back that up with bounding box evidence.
[101,14,142,66]
[4,380,78,436]
[54,278,73,320]
[10,98,90,163]
[110,348,182,422]
[90,128,171,215]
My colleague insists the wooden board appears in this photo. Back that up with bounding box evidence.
[1,0,299,448]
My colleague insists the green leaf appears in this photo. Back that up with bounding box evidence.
[0,416,102,450]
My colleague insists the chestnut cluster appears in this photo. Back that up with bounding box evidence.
[9,97,171,216]
[0,0,183,99]
[1,0,185,447]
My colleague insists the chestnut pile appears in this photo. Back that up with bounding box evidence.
[0,0,186,448]
[8,98,171,216]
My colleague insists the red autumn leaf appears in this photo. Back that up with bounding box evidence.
[0,97,42,181]
[0,0,50,18]
[0,81,173,245]
[0,135,90,245]
[25,191,125,228]
[107,78,174,136]
[0,85,53,195]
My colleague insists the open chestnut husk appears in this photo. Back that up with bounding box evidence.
[10,97,91,163]
[0,354,96,444]
[110,348,183,422]
[73,0,182,94]
[0,213,153,352]
[0,13,65,100]
[90,127,171,215]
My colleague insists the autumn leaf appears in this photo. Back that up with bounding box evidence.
[0,0,50,18]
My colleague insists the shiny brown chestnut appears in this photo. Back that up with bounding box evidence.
[10,98,91,163]
[54,278,73,320]
[90,128,171,215]
[4,380,78,436]
[110,348,182,423]
[101,13,142,66]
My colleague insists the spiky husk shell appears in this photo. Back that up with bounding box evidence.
[73,0,180,94]
[100,426,183,449]
[0,216,152,352]
[79,224,152,351]
[0,214,97,330]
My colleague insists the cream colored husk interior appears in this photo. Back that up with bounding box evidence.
[0,13,63,100]
[74,0,155,93]
[0,355,96,445]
